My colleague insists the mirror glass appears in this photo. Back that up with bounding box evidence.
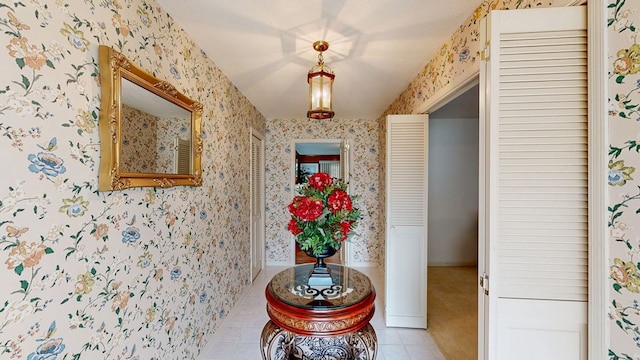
[295,142,341,184]
[97,45,203,191]
[120,78,192,174]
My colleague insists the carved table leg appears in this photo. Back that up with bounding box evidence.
[353,323,378,360]
[261,320,280,360]
[261,321,378,360]
[261,321,303,360]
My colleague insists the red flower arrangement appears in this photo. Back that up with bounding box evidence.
[287,172,361,256]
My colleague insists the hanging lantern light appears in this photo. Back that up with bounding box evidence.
[307,40,335,119]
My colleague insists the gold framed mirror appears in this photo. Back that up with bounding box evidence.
[97,45,203,191]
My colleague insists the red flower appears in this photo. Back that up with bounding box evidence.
[308,172,333,191]
[327,190,353,214]
[287,218,302,235]
[339,221,354,241]
[288,196,323,221]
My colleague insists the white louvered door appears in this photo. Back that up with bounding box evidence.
[385,114,428,328]
[480,6,588,359]
[250,130,264,281]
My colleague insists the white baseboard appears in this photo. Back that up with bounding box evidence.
[348,261,378,268]
[266,260,292,266]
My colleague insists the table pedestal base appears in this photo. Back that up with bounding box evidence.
[260,320,377,360]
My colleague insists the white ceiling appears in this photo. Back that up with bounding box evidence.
[156,0,483,120]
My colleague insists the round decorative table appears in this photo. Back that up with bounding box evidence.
[260,263,377,360]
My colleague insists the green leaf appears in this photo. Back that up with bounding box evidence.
[44,247,54,254]
[20,280,28,291]
[46,60,54,69]
[60,298,69,305]
[617,75,626,84]
[14,264,24,276]
[21,74,29,88]
[15,58,25,69]
[614,283,622,292]
[612,212,623,221]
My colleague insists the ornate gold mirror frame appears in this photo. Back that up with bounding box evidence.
[98,45,203,191]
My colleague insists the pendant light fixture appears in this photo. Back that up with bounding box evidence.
[307,40,335,119]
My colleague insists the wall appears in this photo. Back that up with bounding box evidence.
[0,1,265,359]
[428,91,479,266]
[265,118,379,265]
[607,0,640,356]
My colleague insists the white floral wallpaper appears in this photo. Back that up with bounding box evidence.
[121,105,158,172]
[0,0,265,359]
[608,0,640,358]
[265,118,380,266]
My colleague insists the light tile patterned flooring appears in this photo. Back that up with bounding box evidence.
[197,266,445,360]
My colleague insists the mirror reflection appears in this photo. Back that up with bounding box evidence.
[120,78,192,174]
[293,140,349,266]
[295,142,341,184]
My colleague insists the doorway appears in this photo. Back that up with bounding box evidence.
[292,139,347,265]
[426,84,479,359]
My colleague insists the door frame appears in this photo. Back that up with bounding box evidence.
[411,3,607,357]
[290,138,351,266]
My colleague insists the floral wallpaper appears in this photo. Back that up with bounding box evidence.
[0,0,265,359]
[265,118,380,266]
[608,0,640,358]
[121,104,158,172]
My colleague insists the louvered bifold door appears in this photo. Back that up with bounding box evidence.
[385,114,428,328]
[250,132,264,280]
[176,138,191,174]
[484,6,588,359]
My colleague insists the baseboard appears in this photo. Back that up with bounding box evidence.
[348,261,378,268]
[428,261,477,267]
[266,260,292,266]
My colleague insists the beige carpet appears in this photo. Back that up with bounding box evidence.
[427,266,478,360]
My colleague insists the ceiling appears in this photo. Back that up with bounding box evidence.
[156,0,483,120]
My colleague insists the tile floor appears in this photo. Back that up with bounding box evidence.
[197,266,445,360]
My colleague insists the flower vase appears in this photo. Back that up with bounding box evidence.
[303,245,338,286]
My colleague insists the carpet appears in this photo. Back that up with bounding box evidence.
[427,266,478,360]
